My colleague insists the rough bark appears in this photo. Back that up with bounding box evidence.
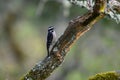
[21,0,107,80]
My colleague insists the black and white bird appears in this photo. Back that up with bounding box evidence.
[46,26,56,56]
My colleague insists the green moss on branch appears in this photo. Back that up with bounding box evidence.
[89,71,120,80]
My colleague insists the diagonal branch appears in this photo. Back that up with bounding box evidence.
[21,0,107,80]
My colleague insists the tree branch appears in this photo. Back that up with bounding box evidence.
[110,0,120,14]
[113,5,120,14]
[21,0,107,80]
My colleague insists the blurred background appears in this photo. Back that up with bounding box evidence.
[0,0,120,80]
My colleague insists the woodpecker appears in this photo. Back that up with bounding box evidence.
[46,26,56,56]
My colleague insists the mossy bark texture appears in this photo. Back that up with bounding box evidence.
[89,71,120,80]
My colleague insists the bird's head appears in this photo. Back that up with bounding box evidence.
[48,26,54,32]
